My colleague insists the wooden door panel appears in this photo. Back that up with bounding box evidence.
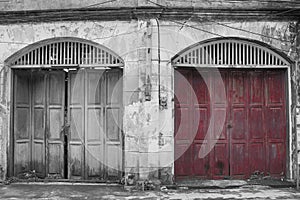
[48,145,62,174]
[229,71,248,178]
[14,143,30,175]
[105,69,123,178]
[106,108,120,141]
[266,108,284,139]
[268,143,285,175]
[266,72,284,104]
[106,145,122,178]
[212,108,227,140]
[231,108,246,140]
[86,70,103,179]
[68,69,123,180]
[47,71,65,177]
[195,108,209,140]
[231,143,247,176]
[265,71,286,176]
[174,69,286,180]
[212,143,228,178]
[174,70,190,106]
[175,144,192,177]
[249,71,264,104]
[193,143,210,177]
[69,144,82,177]
[175,108,190,140]
[249,108,264,139]
[14,71,31,176]
[249,143,265,173]
[32,72,46,177]
[69,71,85,179]
[86,145,103,177]
[15,108,30,140]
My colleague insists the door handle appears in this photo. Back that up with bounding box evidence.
[61,124,70,136]
[227,123,233,129]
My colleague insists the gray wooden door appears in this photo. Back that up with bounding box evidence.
[68,69,123,180]
[13,70,65,178]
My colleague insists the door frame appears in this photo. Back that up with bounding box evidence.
[172,65,292,180]
[10,69,66,178]
[5,37,125,180]
[171,37,294,180]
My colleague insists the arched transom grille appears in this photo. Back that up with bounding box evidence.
[172,38,290,67]
[6,38,123,67]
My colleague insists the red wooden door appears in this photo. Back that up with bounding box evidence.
[174,68,286,180]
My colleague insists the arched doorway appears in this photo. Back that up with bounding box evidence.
[6,37,124,180]
[172,37,292,180]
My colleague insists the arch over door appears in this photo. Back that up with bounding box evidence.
[172,37,291,180]
[9,37,124,180]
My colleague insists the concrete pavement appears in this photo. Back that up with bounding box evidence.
[0,183,300,199]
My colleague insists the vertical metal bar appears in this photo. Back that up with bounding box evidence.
[245,44,248,65]
[99,49,102,64]
[260,49,263,65]
[66,42,69,65]
[196,49,199,64]
[199,48,202,65]
[254,46,257,65]
[45,45,48,65]
[55,43,58,64]
[235,42,238,65]
[84,44,87,64]
[74,42,77,64]
[224,42,227,65]
[207,45,210,65]
[192,50,195,64]
[34,49,37,65]
[41,46,44,65]
[26,52,29,65]
[220,43,223,65]
[30,50,33,65]
[79,43,82,65]
[205,46,207,64]
[70,42,74,65]
[212,44,215,65]
[89,45,92,65]
[95,47,98,64]
[232,42,234,65]
[59,42,62,65]
[239,43,242,65]
[50,44,53,65]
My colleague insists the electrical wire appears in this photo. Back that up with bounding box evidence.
[81,0,118,8]
[170,20,224,37]
[146,0,296,44]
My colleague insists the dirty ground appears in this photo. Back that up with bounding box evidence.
[0,183,300,200]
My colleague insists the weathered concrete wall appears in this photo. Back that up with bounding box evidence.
[0,19,298,182]
[0,20,141,181]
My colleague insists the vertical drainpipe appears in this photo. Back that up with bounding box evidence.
[296,59,299,189]
[293,20,300,189]
[154,18,161,178]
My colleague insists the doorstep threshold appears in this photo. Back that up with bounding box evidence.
[4,178,122,186]
[10,182,121,186]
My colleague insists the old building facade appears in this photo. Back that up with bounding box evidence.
[0,0,299,184]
